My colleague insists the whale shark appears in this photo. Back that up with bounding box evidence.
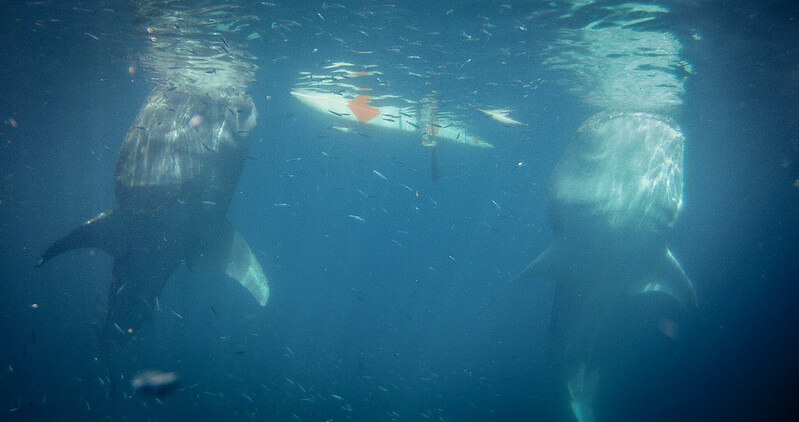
[36,86,270,342]
[519,112,697,422]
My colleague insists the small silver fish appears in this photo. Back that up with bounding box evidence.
[372,170,388,180]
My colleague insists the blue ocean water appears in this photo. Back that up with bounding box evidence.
[0,1,797,421]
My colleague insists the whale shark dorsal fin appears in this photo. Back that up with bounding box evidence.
[635,249,697,309]
[187,220,270,306]
[36,208,121,267]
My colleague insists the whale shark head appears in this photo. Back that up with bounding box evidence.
[549,112,685,238]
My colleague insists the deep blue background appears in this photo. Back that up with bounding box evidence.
[1,1,797,421]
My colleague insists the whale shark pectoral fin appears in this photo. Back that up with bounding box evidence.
[187,220,270,306]
[36,208,121,267]
[223,226,270,306]
[635,249,697,309]
[568,363,599,422]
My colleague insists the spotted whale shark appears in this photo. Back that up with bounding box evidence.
[519,112,697,422]
[36,86,270,342]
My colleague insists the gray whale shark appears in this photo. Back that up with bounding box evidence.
[519,112,697,422]
[36,86,270,342]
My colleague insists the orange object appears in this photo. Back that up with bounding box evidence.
[347,95,381,123]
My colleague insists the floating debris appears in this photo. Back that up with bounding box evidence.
[131,370,180,397]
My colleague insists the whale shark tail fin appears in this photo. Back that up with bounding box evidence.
[36,208,122,268]
[634,249,697,310]
[187,219,270,307]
